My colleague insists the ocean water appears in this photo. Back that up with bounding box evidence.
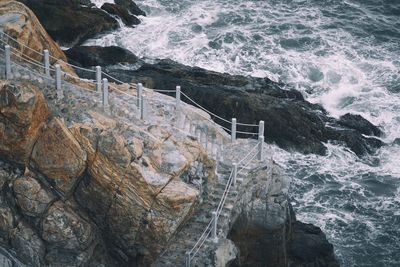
[88,0,400,266]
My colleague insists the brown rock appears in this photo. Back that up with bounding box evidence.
[30,117,87,196]
[0,81,49,165]
[41,201,94,250]
[13,176,55,217]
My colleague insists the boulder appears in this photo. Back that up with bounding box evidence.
[16,0,119,46]
[0,81,49,166]
[30,117,87,197]
[0,1,75,74]
[13,176,55,217]
[115,0,146,16]
[65,46,140,68]
[101,3,141,26]
[41,201,94,250]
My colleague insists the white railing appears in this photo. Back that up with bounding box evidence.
[0,30,267,266]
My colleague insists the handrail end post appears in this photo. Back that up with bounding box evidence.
[233,163,237,186]
[5,45,11,80]
[258,135,264,160]
[96,66,101,93]
[176,85,181,110]
[231,118,237,142]
[211,211,218,243]
[185,251,191,267]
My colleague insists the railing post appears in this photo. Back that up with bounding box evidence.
[43,49,50,76]
[258,120,265,139]
[140,95,146,120]
[231,118,237,142]
[96,66,101,93]
[102,78,109,110]
[258,135,264,160]
[232,163,237,186]
[5,45,11,80]
[176,85,181,109]
[212,211,218,243]
[55,64,63,99]
[185,251,191,267]
[137,83,143,107]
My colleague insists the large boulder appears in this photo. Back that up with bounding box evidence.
[114,0,146,16]
[0,1,74,73]
[16,0,119,46]
[30,117,87,197]
[0,81,49,166]
[101,3,141,27]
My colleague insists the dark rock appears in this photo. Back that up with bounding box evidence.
[115,0,146,16]
[101,3,141,26]
[288,221,340,267]
[65,46,140,67]
[84,59,383,157]
[17,0,119,46]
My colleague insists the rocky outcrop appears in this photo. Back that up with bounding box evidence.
[101,3,141,27]
[65,45,140,68]
[16,0,119,46]
[115,0,146,17]
[89,59,383,157]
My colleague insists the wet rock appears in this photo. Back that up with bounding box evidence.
[41,201,94,250]
[65,45,140,68]
[9,221,45,266]
[13,176,55,217]
[0,81,49,166]
[101,3,141,26]
[30,118,87,197]
[338,113,382,136]
[114,0,146,16]
[16,0,119,46]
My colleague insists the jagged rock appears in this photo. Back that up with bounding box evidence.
[0,81,49,166]
[16,0,119,46]
[0,1,75,74]
[65,45,140,68]
[41,201,94,250]
[13,176,55,217]
[0,206,14,240]
[30,117,87,197]
[338,113,382,136]
[114,0,146,16]
[9,221,45,266]
[101,3,141,26]
[214,239,238,267]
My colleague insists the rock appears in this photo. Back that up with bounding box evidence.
[16,0,119,46]
[9,221,45,266]
[214,239,238,267]
[114,0,146,16]
[93,59,383,157]
[30,117,87,197]
[338,113,382,136]
[65,46,140,68]
[13,176,55,217]
[101,3,141,26]
[288,221,340,267]
[0,206,14,240]
[0,1,75,75]
[0,81,49,166]
[41,201,94,250]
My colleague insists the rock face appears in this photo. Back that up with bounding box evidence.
[101,3,141,27]
[228,165,340,267]
[0,81,49,166]
[94,59,383,157]
[16,0,119,46]
[65,45,140,68]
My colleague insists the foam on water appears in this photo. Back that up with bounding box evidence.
[89,0,400,266]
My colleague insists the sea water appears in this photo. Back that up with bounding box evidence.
[88,1,400,266]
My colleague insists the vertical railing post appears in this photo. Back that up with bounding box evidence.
[212,211,218,243]
[258,135,264,160]
[258,120,265,139]
[232,163,237,186]
[55,64,63,99]
[137,83,143,107]
[43,49,50,76]
[176,85,181,109]
[102,78,109,110]
[5,45,11,80]
[140,95,146,120]
[96,66,101,93]
[231,118,237,142]
[185,251,191,267]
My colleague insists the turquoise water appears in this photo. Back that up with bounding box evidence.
[88,1,400,266]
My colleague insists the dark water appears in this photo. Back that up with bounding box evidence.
[88,0,400,266]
